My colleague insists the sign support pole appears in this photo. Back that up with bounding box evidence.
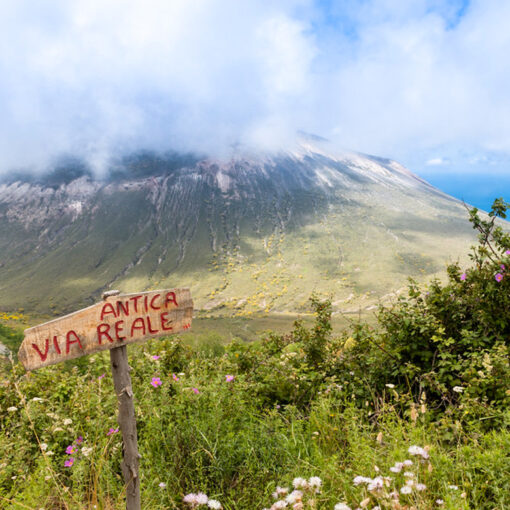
[110,344,141,510]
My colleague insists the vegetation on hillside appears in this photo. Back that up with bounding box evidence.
[0,200,509,509]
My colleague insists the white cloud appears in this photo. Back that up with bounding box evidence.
[0,0,509,175]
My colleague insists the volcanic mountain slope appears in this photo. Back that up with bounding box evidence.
[0,140,478,315]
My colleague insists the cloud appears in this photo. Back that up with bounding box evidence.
[0,0,509,175]
[426,158,448,166]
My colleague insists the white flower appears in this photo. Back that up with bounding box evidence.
[353,476,372,486]
[400,486,412,494]
[403,460,413,466]
[45,451,54,456]
[292,478,308,489]
[448,485,458,490]
[273,486,289,499]
[453,386,464,393]
[292,503,303,510]
[403,472,414,478]
[196,493,208,505]
[385,384,395,388]
[159,482,166,488]
[207,500,222,509]
[408,445,429,459]
[272,501,288,509]
[7,407,17,412]
[183,494,197,504]
[40,443,48,451]
[285,491,302,504]
[390,463,403,473]
[81,446,93,457]
[308,476,322,488]
[436,499,444,505]
[416,483,427,491]
[63,418,73,426]
[405,479,415,487]
[334,504,351,510]
[367,476,384,492]
[32,397,43,402]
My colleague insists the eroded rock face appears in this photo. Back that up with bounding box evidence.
[0,141,476,314]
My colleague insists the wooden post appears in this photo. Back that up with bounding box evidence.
[110,345,141,510]
[107,290,141,510]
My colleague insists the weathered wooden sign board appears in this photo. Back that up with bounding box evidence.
[17,288,193,510]
[19,288,193,371]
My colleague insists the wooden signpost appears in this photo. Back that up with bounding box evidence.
[18,288,193,510]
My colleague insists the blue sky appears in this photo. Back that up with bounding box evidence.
[0,0,508,211]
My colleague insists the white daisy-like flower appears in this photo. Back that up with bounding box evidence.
[390,462,403,473]
[448,485,459,490]
[436,499,444,505]
[403,472,414,478]
[334,504,351,510]
[40,443,48,451]
[272,501,288,509]
[285,491,302,504]
[416,483,427,491]
[183,493,197,504]
[403,460,413,466]
[400,486,412,494]
[158,482,166,488]
[353,476,372,486]
[81,446,93,457]
[452,386,464,393]
[63,418,73,426]
[272,486,289,499]
[408,445,429,459]
[207,500,222,509]
[367,476,384,492]
[292,478,308,489]
[196,493,208,505]
[308,476,322,488]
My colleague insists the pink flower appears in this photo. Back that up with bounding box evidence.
[75,436,83,445]
[98,373,105,380]
[192,388,200,394]
[64,457,75,467]
[460,273,466,281]
[501,264,506,271]
[495,273,504,282]
[151,377,162,388]
[107,427,119,436]
[65,445,76,455]
[172,373,180,381]
[225,375,234,382]
[152,355,160,360]
[506,250,510,255]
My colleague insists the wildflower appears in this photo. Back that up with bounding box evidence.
[308,476,322,489]
[385,383,395,389]
[390,462,404,473]
[40,443,48,451]
[285,490,303,504]
[353,476,372,486]
[172,373,180,381]
[292,477,308,489]
[98,373,105,380]
[107,427,119,436]
[273,487,289,499]
[448,485,459,490]
[32,397,43,402]
[506,250,510,255]
[7,407,17,412]
[501,264,506,271]
[367,476,384,492]
[225,374,234,382]
[81,446,93,457]
[403,472,414,478]
[400,486,412,494]
[403,459,413,466]
[436,500,444,505]
[64,457,75,468]
[196,492,208,504]
[159,482,167,488]
[152,355,160,360]
[75,436,83,445]
[151,377,162,388]
[359,498,371,508]
[183,493,197,504]
[452,386,464,393]
[416,483,427,491]
[495,273,503,282]
[65,445,76,455]
[208,500,222,509]
[272,502,288,509]
[334,504,351,510]
[192,387,200,394]
[63,418,72,426]
[460,272,467,281]
[408,445,429,459]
